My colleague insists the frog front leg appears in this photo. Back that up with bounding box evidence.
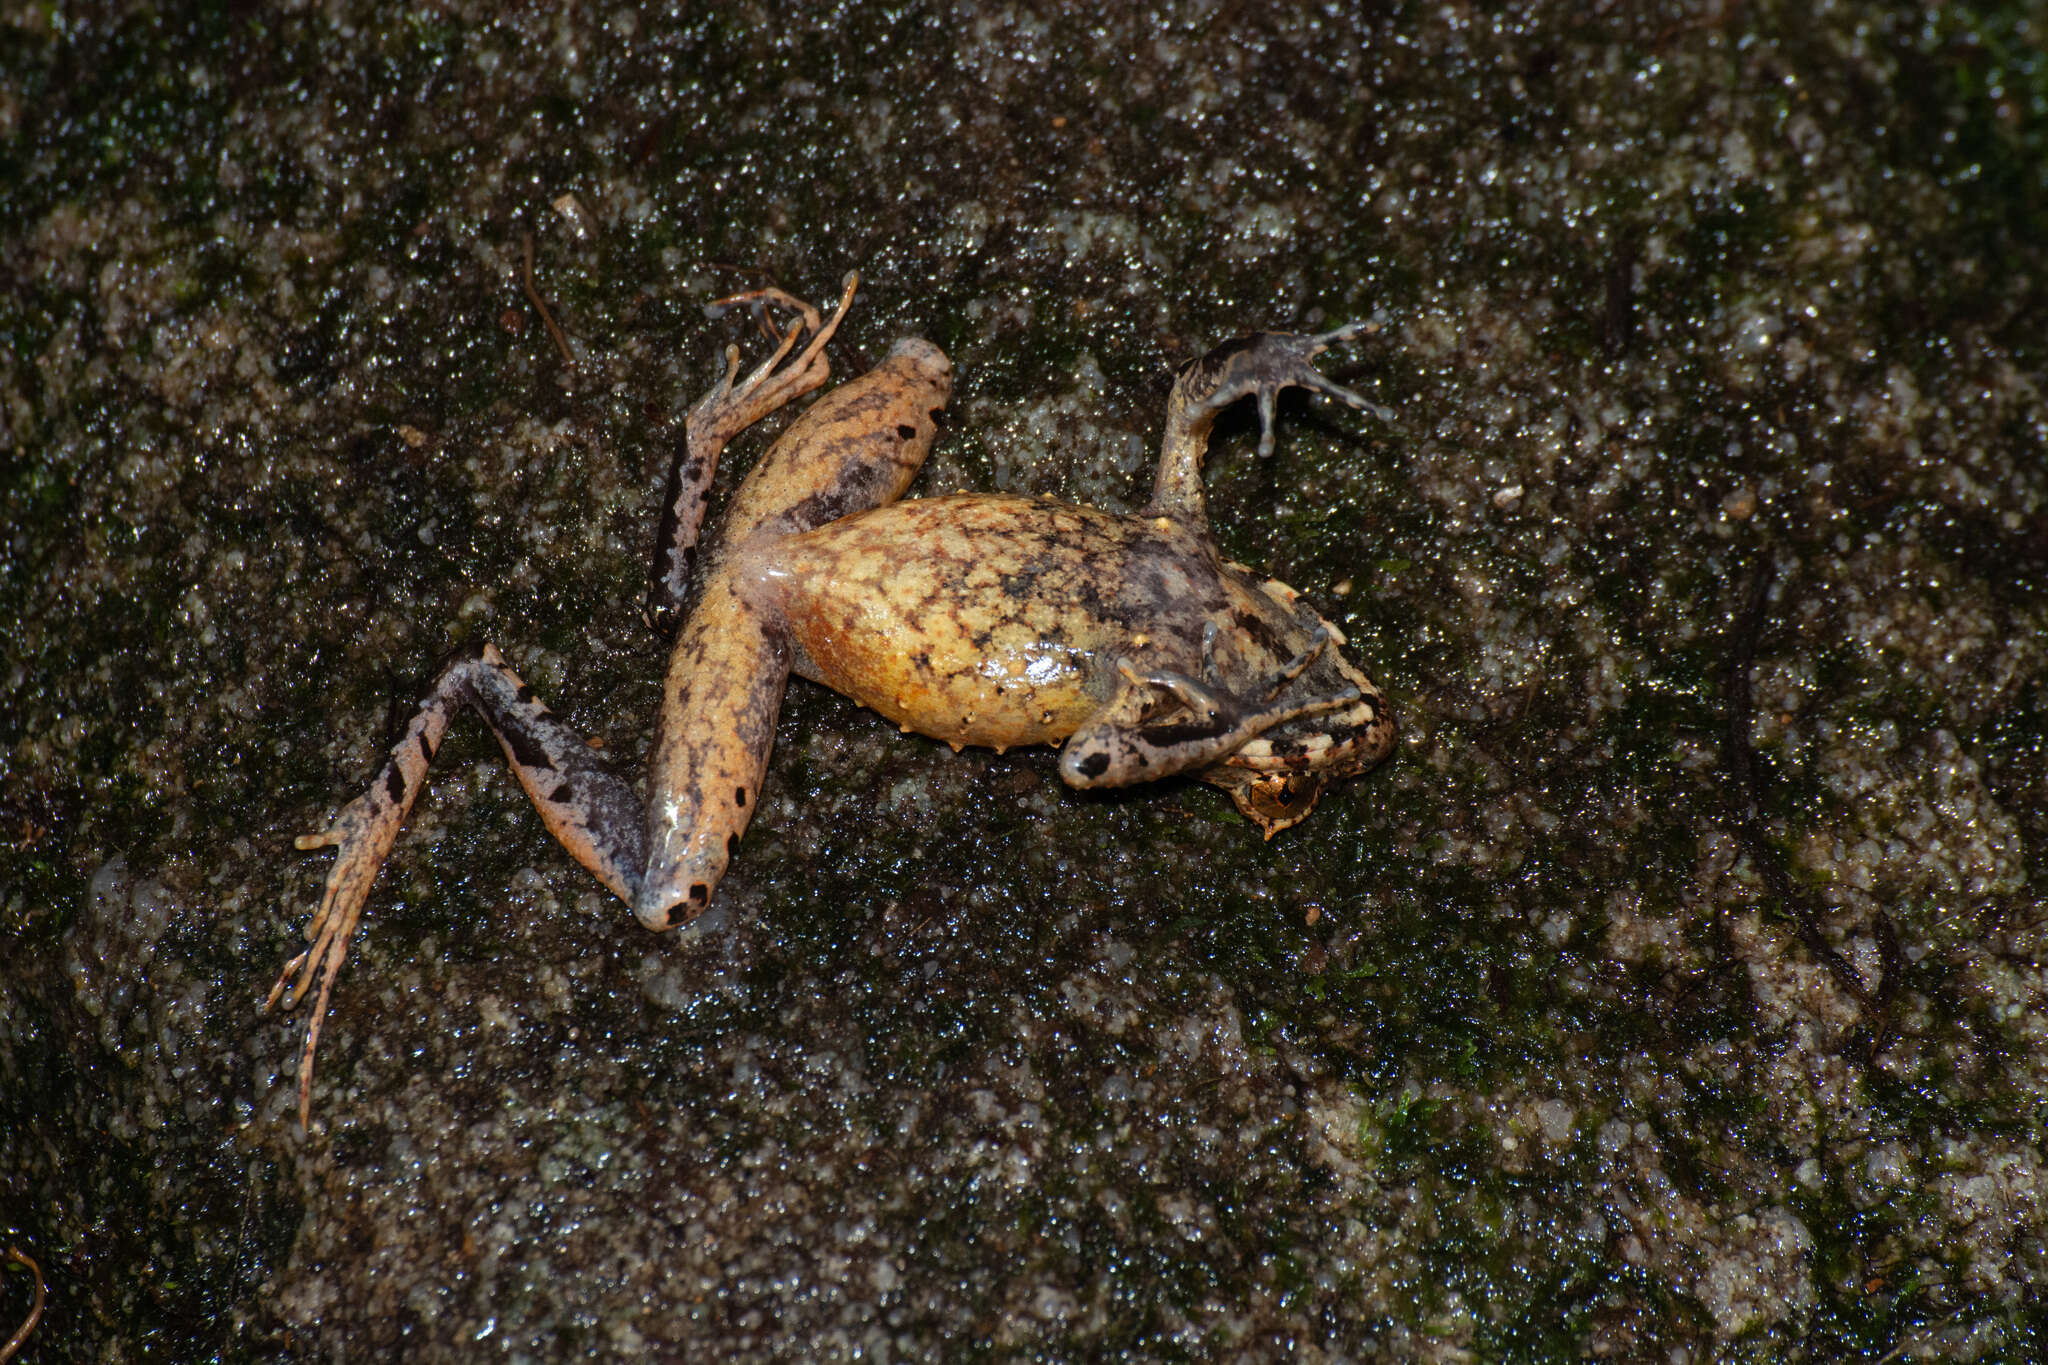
[1147,322,1393,529]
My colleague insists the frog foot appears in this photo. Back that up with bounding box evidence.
[268,641,644,1128]
[266,791,407,1131]
[650,273,862,633]
[1188,322,1395,457]
[692,272,859,441]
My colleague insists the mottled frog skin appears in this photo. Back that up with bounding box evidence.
[271,275,1394,1125]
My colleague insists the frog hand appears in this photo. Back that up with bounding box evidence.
[1057,637,1362,791]
[1203,768,1331,839]
[1148,319,1393,524]
[1189,323,1396,457]
[1208,614,1398,837]
[1193,627,1365,837]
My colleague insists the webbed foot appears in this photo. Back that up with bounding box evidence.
[268,777,419,1130]
[648,273,860,634]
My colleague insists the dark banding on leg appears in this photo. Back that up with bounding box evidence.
[271,641,642,1128]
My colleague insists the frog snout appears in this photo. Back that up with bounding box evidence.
[1058,742,1115,788]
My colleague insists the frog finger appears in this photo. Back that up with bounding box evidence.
[1149,323,1391,517]
[1266,625,1333,691]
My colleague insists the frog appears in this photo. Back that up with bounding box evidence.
[270,273,1395,1126]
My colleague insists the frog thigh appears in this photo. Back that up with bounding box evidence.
[638,571,793,931]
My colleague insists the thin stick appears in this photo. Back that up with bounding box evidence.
[522,233,576,366]
[1,1246,44,1365]
[1722,554,1899,1049]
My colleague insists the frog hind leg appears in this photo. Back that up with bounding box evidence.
[645,275,859,636]
[1057,628,1362,789]
[270,641,645,1127]
[632,333,953,930]
[1147,322,1394,526]
[715,333,952,545]
[634,573,790,931]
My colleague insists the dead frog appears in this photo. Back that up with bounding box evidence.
[270,274,1396,1124]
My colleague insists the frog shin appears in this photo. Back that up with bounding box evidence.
[270,641,643,1127]
[646,275,858,635]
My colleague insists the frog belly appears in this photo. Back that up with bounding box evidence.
[764,494,1175,751]
[791,608,1101,750]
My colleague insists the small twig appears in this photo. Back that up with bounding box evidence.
[220,1157,261,1363]
[1721,553,1899,1051]
[522,232,576,367]
[1,1246,44,1365]
[1871,1301,1978,1364]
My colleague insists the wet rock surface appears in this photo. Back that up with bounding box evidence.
[3,4,2044,1361]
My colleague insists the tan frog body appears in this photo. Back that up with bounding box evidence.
[271,275,1394,1124]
